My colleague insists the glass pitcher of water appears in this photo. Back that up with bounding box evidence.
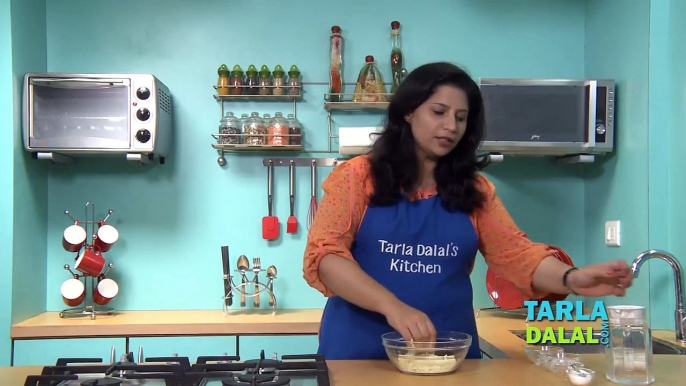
[605,305,655,385]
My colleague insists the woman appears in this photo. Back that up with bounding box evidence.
[302,62,633,360]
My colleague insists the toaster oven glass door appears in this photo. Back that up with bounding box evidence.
[481,84,590,143]
[29,79,131,149]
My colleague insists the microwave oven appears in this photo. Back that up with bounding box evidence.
[22,73,172,164]
[478,78,615,157]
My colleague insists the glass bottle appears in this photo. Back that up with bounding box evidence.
[273,65,286,96]
[245,112,266,145]
[245,65,259,95]
[217,64,230,96]
[239,113,250,142]
[605,305,655,385]
[230,65,244,95]
[329,26,343,102]
[268,112,288,146]
[218,112,241,144]
[352,55,388,103]
[259,65,271,95]
[390,21,404,94]
[286,113,302,146]
[287,65,301,96]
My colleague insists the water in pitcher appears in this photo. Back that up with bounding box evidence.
[605,306,655,385]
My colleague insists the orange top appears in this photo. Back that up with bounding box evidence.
[303,155,556,300]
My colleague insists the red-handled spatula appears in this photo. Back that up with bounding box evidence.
[262,160,279,240]
[287,160,297,233]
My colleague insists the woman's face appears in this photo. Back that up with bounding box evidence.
[406,85,469,161]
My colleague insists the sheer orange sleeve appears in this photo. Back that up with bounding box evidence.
[302,156,373,297]
[472,174,554,299]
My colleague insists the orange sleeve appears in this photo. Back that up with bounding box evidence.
[302,156,373,297]
[472,174,555,299]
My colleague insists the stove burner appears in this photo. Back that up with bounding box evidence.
[80,379,122,386]
[221,374,291,386]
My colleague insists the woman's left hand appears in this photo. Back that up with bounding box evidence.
[567,260,634,297]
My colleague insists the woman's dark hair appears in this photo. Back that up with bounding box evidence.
[368,61,489,213]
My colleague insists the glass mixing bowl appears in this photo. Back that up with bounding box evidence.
[381,331,472,375]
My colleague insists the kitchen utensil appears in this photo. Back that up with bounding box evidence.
[307,159,318,230]
[94,224,118,252]
[262,160,279,240]
[93,278,119,305]
[74,247,106,277]
[61,278,85,306]
[267,265,277,306]
[237,255,249,307]
[287,160,297,233]
[485,267,529,310]
[62,222,87,252]
[253,257,261,307]
[382,331,471,375]
[221,245,232,307]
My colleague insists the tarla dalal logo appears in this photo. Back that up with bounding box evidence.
[524,300,609,346]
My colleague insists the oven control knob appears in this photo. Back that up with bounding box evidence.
[596,122,606,135]
[136,87,151,100]
[136,108,150,121]
[136,129,151,143]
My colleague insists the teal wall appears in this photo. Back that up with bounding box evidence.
[0,0,15,368]
[10,0,48,326]
[583,0,652,316]
[41,0,587,312]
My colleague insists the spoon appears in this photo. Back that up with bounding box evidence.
[237,255,249,307]
[267,266,277,306]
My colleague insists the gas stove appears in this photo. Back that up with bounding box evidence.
[23,350,330,386]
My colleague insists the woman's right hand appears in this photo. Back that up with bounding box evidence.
[381,299,436,343]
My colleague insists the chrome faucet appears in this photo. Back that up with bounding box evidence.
[631,249,686,342]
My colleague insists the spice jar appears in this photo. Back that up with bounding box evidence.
[219,112,241,144]
[230,65,244,95]
[239,113,249,141]
[268,112,288,146]
[259,65,271,95]
[245,65,259,95]
[217,64,230,96]
[286,113,302,146]
[273,65,285,96]
[244,112,266,145]
[287,65,301,96]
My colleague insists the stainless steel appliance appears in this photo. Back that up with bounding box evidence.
[478,78,615,160]
[23,350,330,386]
[22,73,172,165]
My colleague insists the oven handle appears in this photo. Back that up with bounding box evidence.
[31,78,126,84]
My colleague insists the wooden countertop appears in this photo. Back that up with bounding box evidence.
[5,357,686,385]
[8,307,686,384]
[10,309,323,339]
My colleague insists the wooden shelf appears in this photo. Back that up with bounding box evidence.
[10,309,323,339]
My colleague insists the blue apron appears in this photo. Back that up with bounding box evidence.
[317,195,482,360]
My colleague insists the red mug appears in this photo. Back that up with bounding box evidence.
[75,247,105,277]
[62,223,87,252]
[93,278,119,305]
[61,278,85,306]
[94,224,119,253]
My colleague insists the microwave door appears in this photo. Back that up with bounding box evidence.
[482,84,589,143]
[29,78,131,150]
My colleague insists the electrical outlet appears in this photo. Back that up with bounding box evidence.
[605,221,621,247]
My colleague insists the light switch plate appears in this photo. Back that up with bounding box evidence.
[605,221,621,247]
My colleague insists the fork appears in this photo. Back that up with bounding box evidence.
[253,257,261,307]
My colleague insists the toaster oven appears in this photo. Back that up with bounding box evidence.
[22,73,172,164]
